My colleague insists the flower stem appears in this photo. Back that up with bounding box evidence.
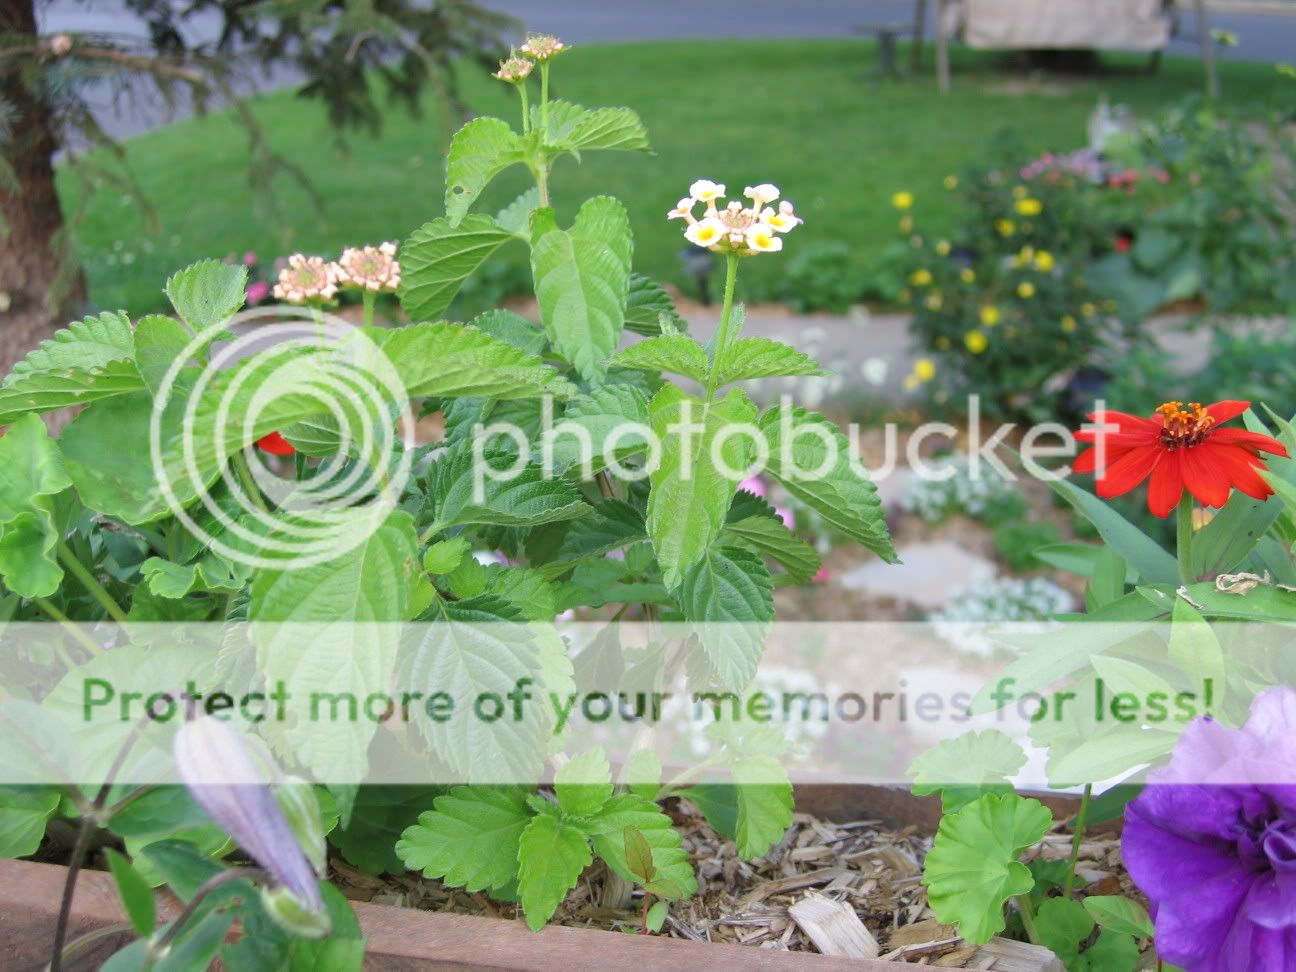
[232,450,269,513]
[1176,493,1195,585]
[149,868,268,956]
[708,253,741,390]
[539,61,550,138]
[1063,783,1093,898]
[49,816,96,972]
[362,289,376,329]
[519,82,531,134]
[1014,894,1042,946]
[56,540,128,624]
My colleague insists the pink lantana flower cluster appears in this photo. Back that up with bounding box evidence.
[271,243,400,306]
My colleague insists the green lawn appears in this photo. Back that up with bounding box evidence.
[61,39,1290,315]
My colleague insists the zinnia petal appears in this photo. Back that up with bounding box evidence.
[1180,445,1234,509]
[1146,450,1185,517]
[1210,427,1290,458]
[1207,400,1253,425]
[1093,443,1161,498]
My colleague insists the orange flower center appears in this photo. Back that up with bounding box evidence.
[1156,401,1215,449]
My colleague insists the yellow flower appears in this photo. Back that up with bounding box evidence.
[1034,251,1055,272]
[996,219,1016,237]
[960,268,976,283]
[1061,314,1077,333]
[935,240,951,257]
[908,268,933,287]
[898,216,913,233]
[892,191,914,211]
[964,330,988,354]
[924,294,943,311]
[903,374,920,391]
[1081,302,1096,316]
[914,358,936,382]
[1012,185,1028,200]
[1014,245,1035,268]
[1017,281,1036,299]
[979,305,1000,327]
[943,175,959,190]
[1015,198,1043,217]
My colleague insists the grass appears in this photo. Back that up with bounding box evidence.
[60,38,1291,316]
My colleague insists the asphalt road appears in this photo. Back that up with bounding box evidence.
[36,0,1296,139]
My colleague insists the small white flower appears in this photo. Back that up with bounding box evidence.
[744,183,780,207]
[689,179,725,203]
[745,224,783,253]
[685,217,727,249]
[667,197,694,221]
[765,200,803,233]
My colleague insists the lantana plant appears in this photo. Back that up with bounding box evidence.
[0,31,896,967]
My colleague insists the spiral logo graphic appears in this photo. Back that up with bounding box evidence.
[150,306,414,570]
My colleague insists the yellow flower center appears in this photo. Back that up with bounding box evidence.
[1156,401,1215,449]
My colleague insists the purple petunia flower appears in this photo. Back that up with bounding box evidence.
[1122,687,1296,971]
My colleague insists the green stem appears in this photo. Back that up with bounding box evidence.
[707,253,741,395]
[535,163,550,208]
[149,868,267,957]
[362,289,376,329]
[1176,493,1195,585]
[232,450,270,513]
[1063,784,1093,898]
[33,597,104,657]
[519,82,531,134]
[1015,894,1042,946]
[539,61,550,137]
[56,541,128,624]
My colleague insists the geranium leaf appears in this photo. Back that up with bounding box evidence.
[400,214,517,322]
[647,385,757,588]
[908,730,1027,813]
[397,786,531,891]
[444,117,528,225]
[922,792,1053,944]
[758,404,896,563]
[1082,895,1154,938]
[531,196,633,382]
[516,814,592,930]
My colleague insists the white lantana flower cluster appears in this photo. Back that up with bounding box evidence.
[669,180,802,255]
[336,242,401,293]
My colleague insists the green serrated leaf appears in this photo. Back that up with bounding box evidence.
[517,813,592,930]
[0,311,142,423]
[444,118,528,225]
[613,335,709,384]
[625,274,687,337]
[424,537,471,575]
[731,758,794,860]
[579,793,696,898]
[675,545,773,687]
[712,338,824,386]
[383,321,572,401]
[0,414,71,597]
[397,786,531,891]
[543,386,651,477]
[648,385,757,588]
[547,500,647,573]
[426,441,589,532]
[327,784,441,876]
[721,514,821,583]
[758,404,896,563]
[922,792,1053,944]
[560,105,651,154]
[165,259,247,331]
[531,197,633,382]
[400,215,518,322]
[555,748,613,818]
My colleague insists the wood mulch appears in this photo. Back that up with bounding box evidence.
[331,798,1128,969]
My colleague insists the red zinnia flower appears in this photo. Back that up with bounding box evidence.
[255,431,295,456]
[1074,400,1288,518]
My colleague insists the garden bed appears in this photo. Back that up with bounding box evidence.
[6,787,1100,971]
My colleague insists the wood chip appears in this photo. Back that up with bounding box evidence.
[970,937,1066,972]
[788,892,881,959]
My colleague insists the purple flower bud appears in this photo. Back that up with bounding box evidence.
[173,717,323,914]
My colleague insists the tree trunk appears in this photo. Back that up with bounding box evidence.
[0,0,86,378]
